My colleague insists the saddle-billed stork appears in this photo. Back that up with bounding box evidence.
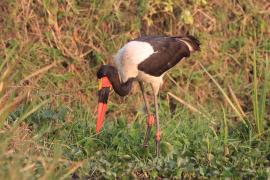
[96,35,200,156]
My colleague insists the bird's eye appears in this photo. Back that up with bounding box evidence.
[97,67,107,79]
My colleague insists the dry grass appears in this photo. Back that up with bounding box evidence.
[0,0,269,178]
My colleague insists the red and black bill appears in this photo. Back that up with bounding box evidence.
[96,77,111,133]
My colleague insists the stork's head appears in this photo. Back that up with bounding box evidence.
[96,65,112,133]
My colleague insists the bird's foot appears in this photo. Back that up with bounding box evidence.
[142,115,155,148]
[143,127,151,148]
[143,143,149,148]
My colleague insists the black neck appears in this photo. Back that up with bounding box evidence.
[98,65,134,97]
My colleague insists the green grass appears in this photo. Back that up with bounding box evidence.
[0,0,270,179]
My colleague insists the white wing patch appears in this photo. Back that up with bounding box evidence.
[114,41,155,82]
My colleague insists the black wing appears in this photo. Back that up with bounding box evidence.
[136,36,192,77]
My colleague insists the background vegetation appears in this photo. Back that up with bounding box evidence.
[0,0,269,178]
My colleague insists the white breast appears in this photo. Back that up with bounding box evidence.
[137,71,164,95]
[114,41,155,82]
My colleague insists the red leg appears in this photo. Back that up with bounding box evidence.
[154,92,160,157]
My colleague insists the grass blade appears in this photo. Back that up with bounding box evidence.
[168,92,202,115]
[252,52,260,134]
[199,62,247,126]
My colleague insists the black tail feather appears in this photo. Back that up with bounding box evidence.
[185,35,200,51]
[173,35,200,51]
